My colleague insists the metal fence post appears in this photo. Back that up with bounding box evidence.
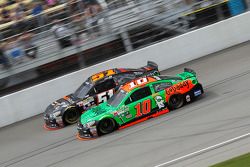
[215,1,225,21]
[120,27,133,53]
[245,0,250,10]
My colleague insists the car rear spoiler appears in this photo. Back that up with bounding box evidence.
[145,61,158,69]
[184,68,196,76]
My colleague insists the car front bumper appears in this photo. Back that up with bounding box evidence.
[76,122,98,139]
[43,114,64,130]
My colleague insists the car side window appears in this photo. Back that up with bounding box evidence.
[94,79,116,93]
[153,82,172,92]
[125,86,152,105]
[88,88,96,96]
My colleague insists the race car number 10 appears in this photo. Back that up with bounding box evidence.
[135,99,151,117]
[129,78,148,88]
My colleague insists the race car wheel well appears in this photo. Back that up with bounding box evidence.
[168,94,184,110]
[97,118,118,135]
[63,108,80,125]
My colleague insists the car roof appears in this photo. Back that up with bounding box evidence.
[121,76,158,92]
[89,68,144,83]
[89,69,117,83]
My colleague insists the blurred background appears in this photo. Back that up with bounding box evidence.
[0,0,248,96]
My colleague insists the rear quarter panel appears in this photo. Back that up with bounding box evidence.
[165,80,196,102]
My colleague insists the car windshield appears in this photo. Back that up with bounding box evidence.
[108,89,127,107]
[73,82,92,98]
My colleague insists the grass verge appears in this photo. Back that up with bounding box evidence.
[210,153,250,167]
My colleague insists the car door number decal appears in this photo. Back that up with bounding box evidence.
[135,99,151,117]
[97,89,114,103]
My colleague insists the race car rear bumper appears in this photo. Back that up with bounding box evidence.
[184,83,204,103]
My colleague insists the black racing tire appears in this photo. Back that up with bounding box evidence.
[168,94,184,110]
[97,118,116,135]
[63,109,80,125]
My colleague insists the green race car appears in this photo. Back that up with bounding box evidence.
[77,68,203,139]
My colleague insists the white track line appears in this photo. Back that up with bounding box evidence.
[154,133,250,167]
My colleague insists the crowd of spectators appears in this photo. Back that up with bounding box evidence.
[0,30,37,69]
[50,0,103,48]
[0,0,64,24]
[0,0,104,69]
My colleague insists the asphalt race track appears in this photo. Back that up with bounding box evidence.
[1,42,250,167]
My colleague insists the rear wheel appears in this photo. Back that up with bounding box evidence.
[63,109,80,125]
[168,94,184,110]
[98,118,116,135]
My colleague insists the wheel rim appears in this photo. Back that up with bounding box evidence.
[169,95,183,109]
[65,110,78,124]
[99,119,115,134]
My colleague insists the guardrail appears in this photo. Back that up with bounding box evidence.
[0,11,250,128]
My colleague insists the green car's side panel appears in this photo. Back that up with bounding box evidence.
[110,87,153,125]
[101,84,167,126]
[124,95,152,124]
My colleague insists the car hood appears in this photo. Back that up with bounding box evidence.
[45,94,79,114]
[80,102,115,124]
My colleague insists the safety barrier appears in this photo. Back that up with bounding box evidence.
[1,12,250,128]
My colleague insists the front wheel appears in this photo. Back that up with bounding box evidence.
[168,94,184,110]
[63,109,80,125]
[97,118,116,135]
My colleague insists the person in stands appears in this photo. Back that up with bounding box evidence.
[0,43,11,69]
[46,0,58,7]
[11,4,28,34]
[19,31,38,59]
[51,20,73,49]
[1,6,12,23]
[5,37,25,64]
[84,0,103,36]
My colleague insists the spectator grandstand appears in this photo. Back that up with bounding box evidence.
[0,0,248,96]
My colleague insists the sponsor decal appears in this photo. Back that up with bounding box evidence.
[77,97,95,110]
[134,71,143,75]
[114,106,130,123]
[194,90,202,96]
[154,95,165,109]
[126,114,132,119]
[115,106,130,117]
[53,101,68,110]
[166,80,189,95]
